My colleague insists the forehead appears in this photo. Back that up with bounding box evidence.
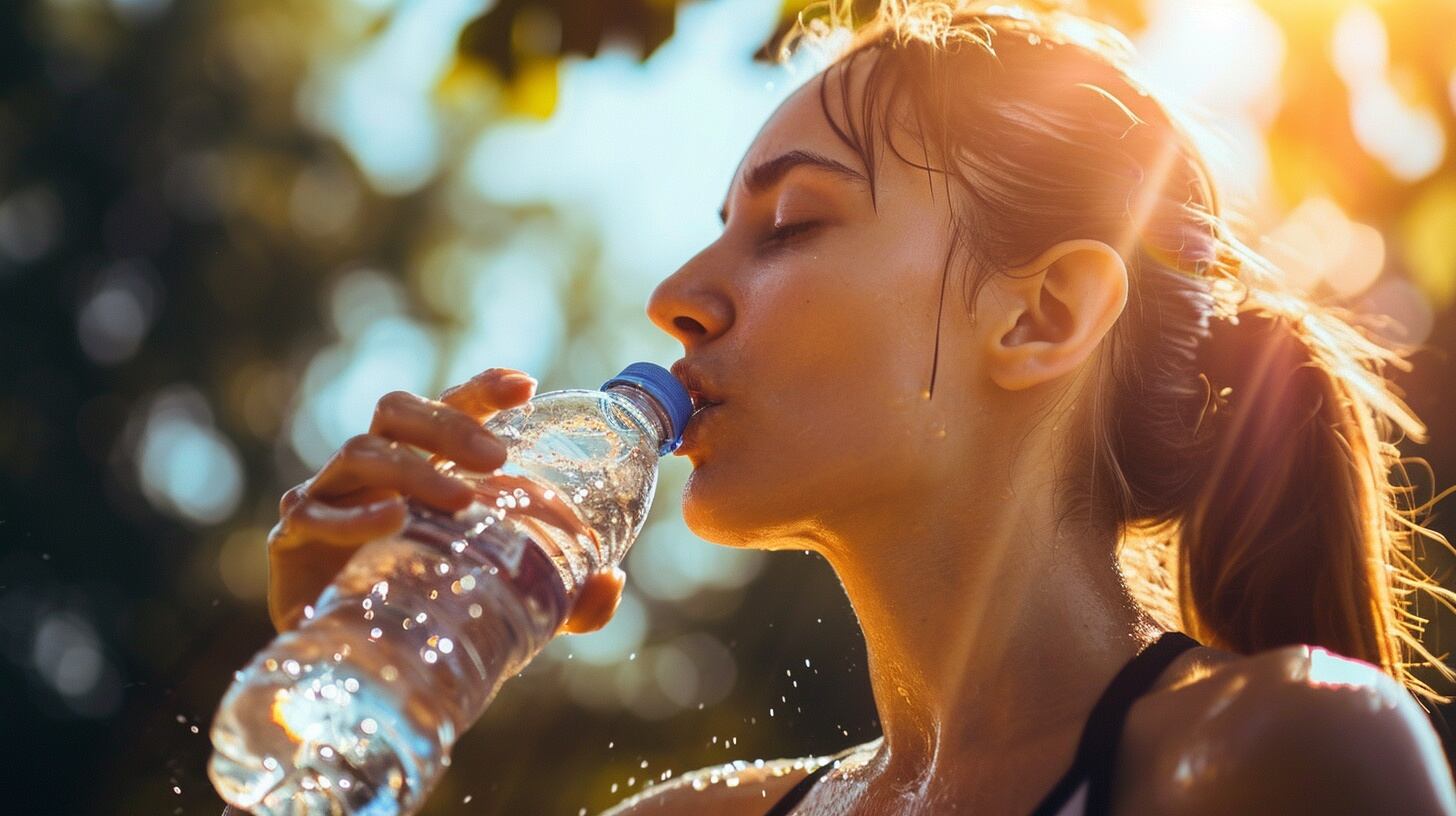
[730,55,879,186]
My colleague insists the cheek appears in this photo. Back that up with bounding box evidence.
[680,377,924,544]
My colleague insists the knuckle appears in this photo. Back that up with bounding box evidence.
[341,433,380,455]
[375,389,417,417]
[279,483,308,513]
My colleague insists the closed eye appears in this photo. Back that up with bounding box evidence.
[760,220,821,252]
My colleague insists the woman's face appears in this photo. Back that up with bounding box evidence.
[647,60,982,552]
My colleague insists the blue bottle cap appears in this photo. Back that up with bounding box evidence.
[601,362,694,456]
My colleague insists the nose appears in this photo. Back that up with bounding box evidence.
[645,248,733,349]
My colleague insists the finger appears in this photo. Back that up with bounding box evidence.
[272,495,408,551]
[279,483,308,517]
[311,435,475,511]
[369,390,507,472]
[438,368,537,421]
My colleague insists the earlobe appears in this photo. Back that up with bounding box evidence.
[983,239,1128,392]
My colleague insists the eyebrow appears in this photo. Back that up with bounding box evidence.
[718,149,870,225]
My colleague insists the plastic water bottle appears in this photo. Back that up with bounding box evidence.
[208,362,693,815]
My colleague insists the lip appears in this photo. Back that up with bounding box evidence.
[670,359,726,413]
[676,402,721,456]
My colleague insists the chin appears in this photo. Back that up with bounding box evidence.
[678,461,819,551]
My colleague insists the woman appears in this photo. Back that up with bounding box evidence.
[265,2,1456,813]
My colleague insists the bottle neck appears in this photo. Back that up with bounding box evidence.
[605,383,672,455]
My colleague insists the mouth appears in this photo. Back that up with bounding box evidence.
[688,391,722,414]
[678,400,722,455]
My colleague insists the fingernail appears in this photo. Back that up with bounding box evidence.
[499,372,536,388]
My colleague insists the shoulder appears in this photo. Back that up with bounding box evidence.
[1136,644,1456,816]
[597,755,830,816]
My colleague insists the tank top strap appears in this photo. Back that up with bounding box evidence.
[761,760,837,816]
[765,632,1202,816]
[761,742,868,816]
[1029,630,1203,816]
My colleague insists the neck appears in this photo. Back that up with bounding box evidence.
[814,460,1162,802]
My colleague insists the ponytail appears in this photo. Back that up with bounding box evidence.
[1178,260,1456,704]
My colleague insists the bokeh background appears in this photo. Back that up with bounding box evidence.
[3,0,1456,813]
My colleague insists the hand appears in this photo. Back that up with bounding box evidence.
[265,368,624,635]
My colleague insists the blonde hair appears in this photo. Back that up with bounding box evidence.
[779,0,1456,704]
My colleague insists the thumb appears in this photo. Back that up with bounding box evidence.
[559,566,626,635]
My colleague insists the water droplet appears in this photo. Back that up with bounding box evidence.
[468,603,483,618]
[344,677,360,693]
[463,795,473,804]
[380,665,398,682]
[361,718,378,735]
[282,659,301,677]
[423,649,438,664]
[262,757,279,771]
[320,746,335,759]
[436,561,450,575]
[460,575,476,591]
[438,638,454,654]
[189,725,199,734]
[302,605,315,619]
[370,627,383,639]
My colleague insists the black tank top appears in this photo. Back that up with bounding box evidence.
[762,631,1203,816]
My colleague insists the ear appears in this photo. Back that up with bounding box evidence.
[982,239,1128,392]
